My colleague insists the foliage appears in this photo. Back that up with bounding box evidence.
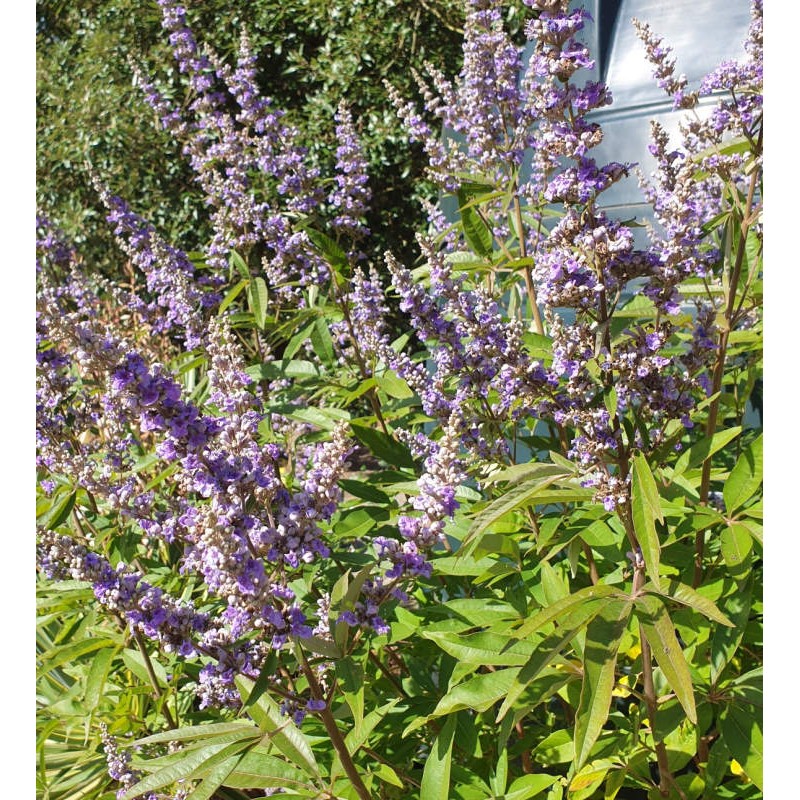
[36,2,763,800]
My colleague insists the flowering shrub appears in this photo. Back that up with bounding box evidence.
[37,1,762,799]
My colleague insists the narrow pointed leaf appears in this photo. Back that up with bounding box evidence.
[119,740,253,800]
[515,584,618,639]
[223,749,313,790]
[573,600,632,769]
[235,676,319,777]
[464,466,570,550]
[711,577,753,683]
[673,427,742,476]
[723,434,762,513]
[185,753,245,800]
[420,714,457,800]
[719,705,763,790]
[135,722,261,748]
[422,631,536,667]
[248,277,269,329]
[643,580,734,627]
[631,455,663,589]
[497,599,607,722]
[636,596,697,723]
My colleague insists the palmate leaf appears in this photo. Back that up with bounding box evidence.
[496,598,608,722]
[235,675,320,778]
[573,600,632,769]
[120,738,256,800]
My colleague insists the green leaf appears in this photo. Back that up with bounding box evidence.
[604,386,618,418]
[121,647,169,688]
[38,637,118,676]
[420,714,457,800]
[569,760,614,798]
[421,631,536,667]
[342,699,400,759]
[338,478,390,505]
[463,465,570,549]
[720,524,753,572]
[229,250,250,281]
[644,580,734,627]
[296,635,342,659]
[723,435,762,513]
[636,596,697,724]
[505,773,559,800]
[186,754,244,800]
[672,427,742,476]
[573,600,632,769]
[217,279,248,315]
[336,657,365,734]
[373,762,404,788]
[306,228,349,272]
[428,668,521,720]
[310,317,335,367]
[457,187,493,258]
[84,646,118,711]
[246,359,321,381]
[222,749,313,790]
[497,599,608,722]
[631,455,663,589]
[719,705,763,790]
[375,369,413,399]
[38,490,77,530]
[350,422,415,468]
[235,676,320,777]
[247,277,269,329]
[135,723,261,747]
[120,739,255,800]
[514,584,618,639]
[711,578,753,684]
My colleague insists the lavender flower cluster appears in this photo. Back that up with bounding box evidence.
[36,3,762,795]
[36,261,355,710]
[370,0,762,509]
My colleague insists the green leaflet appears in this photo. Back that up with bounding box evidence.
[221,748,313,790]
[631,455,663,589]
[420,714,457,800]
[235,675,320,778]
[573,600,632,769]
[457,187,493,258]
[247,276,269,329]
[350,422,416,469]
[719,704,763,790]
[496,599,604,722]
[422,630,537,667]
[463,464,572,551]
[642,580,734,627]
[120,738,257,800]
[636,595,697,724]
[672,426,742,476]
[514,584,619,640]
[723,434,763,513]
